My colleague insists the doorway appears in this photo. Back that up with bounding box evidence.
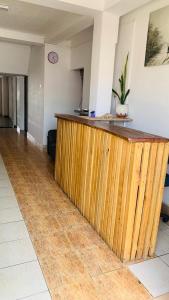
[0,74,28,132]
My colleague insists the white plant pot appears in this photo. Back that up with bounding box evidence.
[116,104,128,118]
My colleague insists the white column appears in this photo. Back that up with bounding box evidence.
[89,12,119,116]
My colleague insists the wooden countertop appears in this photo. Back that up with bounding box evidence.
[55,114,169,143]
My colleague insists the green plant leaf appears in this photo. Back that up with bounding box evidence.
[124,89,130,102]
[113,53,130,105]
[112,89,120,100]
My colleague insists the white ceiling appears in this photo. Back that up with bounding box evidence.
[0,0,154,45]
[0,0,83,36]
[106,0,154,15]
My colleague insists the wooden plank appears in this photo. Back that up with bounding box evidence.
[149,143,169,256]
[55,119,168,262]
[108,138,124,248]
[121,143,143,262]
[69,121,75,200]
[82,128,96,221]
[130,143,150,260]
[69,121,78,203]
[112,140,129,255]
[74,124,83,207]
[79,126,91,215]
[89,129,103,227]
[63,120,69,194]
[101,136,120,244]
[99,135,116,241]
[143,143,165,258]
[117,142,132,257]
[136,143,158,259]
[95,132,111,233]
[66,121,73,197]
[55,119,61,182]
[60,120,65,189]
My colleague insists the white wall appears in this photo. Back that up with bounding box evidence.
[43,43,81,145]
[28,45,44,145]
[71,27,93,108]
[0,42,30,75]
[28,41,85,146]
[114,0,169,207]
[113,0,169,139]
[26,28,93,146]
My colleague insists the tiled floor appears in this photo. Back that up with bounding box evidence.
[0,155,51,300]
[0,128,159,299]
[129,221,169,298]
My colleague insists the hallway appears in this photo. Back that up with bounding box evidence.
[0,116,13,128]
[0,129,153,300]
[0,153,50,299]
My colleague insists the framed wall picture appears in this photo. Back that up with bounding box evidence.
[145,6,169,66]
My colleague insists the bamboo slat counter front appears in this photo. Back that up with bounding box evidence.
[55,114,169,262]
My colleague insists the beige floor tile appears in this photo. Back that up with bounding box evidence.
[52,278,99,300]
[76,244,122,277]
[0,129,153,300]
[57,210,88,229]
[26,215,61,237]
[92,268,152,300]
[32,231,72,258]
[66,224,105,251]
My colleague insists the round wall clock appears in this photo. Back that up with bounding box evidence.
[48,51,59,64]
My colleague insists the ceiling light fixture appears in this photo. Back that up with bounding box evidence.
[0,4,8,11]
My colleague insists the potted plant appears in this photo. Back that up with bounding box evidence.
[112,54,130,117]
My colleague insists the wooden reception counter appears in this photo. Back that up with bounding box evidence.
[55,114,169,262]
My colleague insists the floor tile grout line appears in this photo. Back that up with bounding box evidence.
[0,207,22,212]
[16,289,50,300]
[159,257,169,268]
[156,251,169,258]
[33,240,54,299]
[158,253,169,258]
[0,195,16,199]
[0,219,24,225]
[0,259,38,270]
[0,194,17,197]
[0,237,29,245]
[0,206,19,211]
[0,237,34,245]
[0,195,17,198]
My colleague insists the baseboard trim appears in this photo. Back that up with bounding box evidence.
[17,126,20,134]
